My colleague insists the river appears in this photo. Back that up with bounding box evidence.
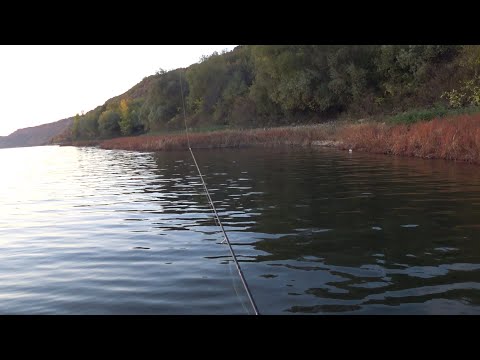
[1,145,479,314]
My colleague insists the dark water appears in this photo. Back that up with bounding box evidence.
[1,145,480,314]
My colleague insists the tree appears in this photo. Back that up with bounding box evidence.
[72,113,80,139]
[98,109,121,137]
[140,69,185,131]
[119,99,132,135]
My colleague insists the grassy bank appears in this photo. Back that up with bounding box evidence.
[387,105,480,124]
[78,112,480,165]
[341,114,480,163]
[98,123,341,151]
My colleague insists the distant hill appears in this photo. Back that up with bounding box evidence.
[0,117,73,149]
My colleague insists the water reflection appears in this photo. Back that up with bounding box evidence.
[189,147,480,314]
[0,145,480,314]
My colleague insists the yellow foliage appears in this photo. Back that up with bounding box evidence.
[119,99,129,120]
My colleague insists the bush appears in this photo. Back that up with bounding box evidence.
[442,76,480,108]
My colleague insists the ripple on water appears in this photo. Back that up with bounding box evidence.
[1,146,480,314]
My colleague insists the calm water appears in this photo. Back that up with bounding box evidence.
[1,145,480,314]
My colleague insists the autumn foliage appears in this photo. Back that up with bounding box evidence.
[339,114,480,163]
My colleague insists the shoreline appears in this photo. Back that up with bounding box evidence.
[66,114,480,165]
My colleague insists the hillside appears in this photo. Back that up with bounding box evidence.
[58,45,480,144]
[9,45,480,147]
[0,117,73,149]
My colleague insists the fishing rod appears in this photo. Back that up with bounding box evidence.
[179,71,260,315]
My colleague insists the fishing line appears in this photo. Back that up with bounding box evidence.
[179,71,260,315]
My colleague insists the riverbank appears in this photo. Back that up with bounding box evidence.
[340,114,480,163]
[71,113,480,165]
[96,122,341,151]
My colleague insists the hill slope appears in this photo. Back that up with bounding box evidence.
[66,45,479,142]
[5,45,480,147]
[0,117,73,149]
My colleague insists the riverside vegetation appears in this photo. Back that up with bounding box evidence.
[51,45,480,164]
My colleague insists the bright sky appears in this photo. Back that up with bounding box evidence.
[0,45,237,136]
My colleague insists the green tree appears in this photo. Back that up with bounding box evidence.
[98,109,120,138]
[140,69,185,131]
[72,113,80,139]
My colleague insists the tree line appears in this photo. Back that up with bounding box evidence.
[57,45,480,142]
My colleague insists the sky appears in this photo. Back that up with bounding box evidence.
[0,45,237,136]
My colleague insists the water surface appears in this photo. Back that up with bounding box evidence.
[1,145,479,314]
